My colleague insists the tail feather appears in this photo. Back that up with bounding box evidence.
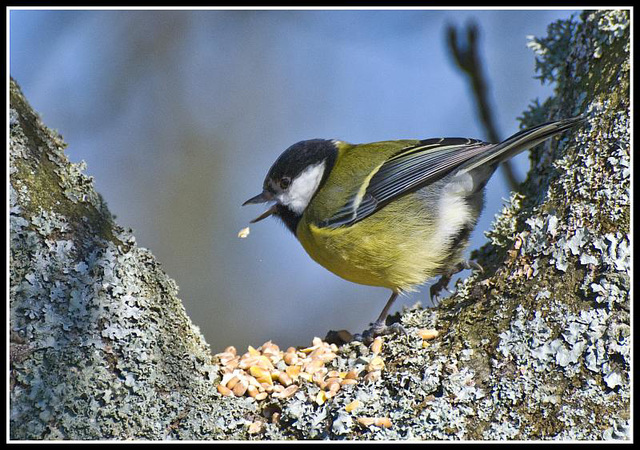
[458,115,586,176]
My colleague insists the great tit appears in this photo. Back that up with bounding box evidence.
[243,116,585,342]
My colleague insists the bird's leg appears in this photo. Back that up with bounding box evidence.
[430,259,484,304]
[353,291,407,344]
[375,291,399,324]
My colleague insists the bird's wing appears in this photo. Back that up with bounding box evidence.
[319,137,490,228]
[318,116,586,228]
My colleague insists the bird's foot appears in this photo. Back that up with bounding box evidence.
[352,319,407,345]
[430,259,484,305]
[463,260,484,273]
[429,276,453,306]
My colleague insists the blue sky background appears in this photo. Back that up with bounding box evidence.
[10,8,580,351]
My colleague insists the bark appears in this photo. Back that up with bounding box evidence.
[9,10,629,440]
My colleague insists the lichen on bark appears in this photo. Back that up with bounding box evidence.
[10,9,629,441]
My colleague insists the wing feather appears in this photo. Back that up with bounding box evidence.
[318,116,585,228]
[319,138,489,228]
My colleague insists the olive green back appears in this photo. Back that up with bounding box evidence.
[302,139,420,225]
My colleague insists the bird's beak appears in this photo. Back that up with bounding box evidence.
[243,191,277,223]
[242,191,272,205]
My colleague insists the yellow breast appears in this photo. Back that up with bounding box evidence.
[296,194,449,292]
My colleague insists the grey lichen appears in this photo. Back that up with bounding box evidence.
[9,79,258,440]
[10,9,629,441]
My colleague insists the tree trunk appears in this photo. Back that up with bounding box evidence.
[10,10,629,440]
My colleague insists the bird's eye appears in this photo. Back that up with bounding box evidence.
[279,177,291,189]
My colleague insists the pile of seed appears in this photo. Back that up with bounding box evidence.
[214,336,386,405]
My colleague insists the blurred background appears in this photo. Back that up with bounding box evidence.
[10,8,579,352]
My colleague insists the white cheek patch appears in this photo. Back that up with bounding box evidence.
[278,161,326,214]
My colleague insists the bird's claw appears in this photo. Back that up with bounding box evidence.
[430,259,484,304]
[352,320,407,345]
[463,260,484,273]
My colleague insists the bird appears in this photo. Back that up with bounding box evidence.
[243,116,585,342]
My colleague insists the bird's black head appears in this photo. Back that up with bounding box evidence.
[243,139,340,233]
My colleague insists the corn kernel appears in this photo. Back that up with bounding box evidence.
[345,399,360,413]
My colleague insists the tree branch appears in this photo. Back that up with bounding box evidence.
[10,10,630,440]
[446,21,520,190]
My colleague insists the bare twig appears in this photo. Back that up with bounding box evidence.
[446,21,519,190]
